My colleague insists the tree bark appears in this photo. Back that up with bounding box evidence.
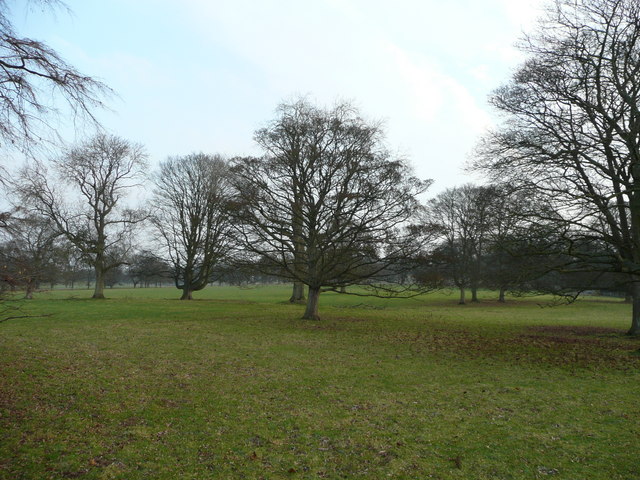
[289,281,305,303]
[471,287,479,302]
[302,286,321,320]
[628,282,640,336]
[92,265,105,299]
[458,287,466,305]
[180,289,193,300]
[24,278,35,299]
[498,287,506,303]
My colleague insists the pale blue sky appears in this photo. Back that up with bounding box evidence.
[13,0,544,191]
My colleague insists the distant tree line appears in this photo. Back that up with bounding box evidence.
[2,97,633,322]
[1,0,639,333]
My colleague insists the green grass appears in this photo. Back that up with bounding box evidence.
[1,285,638,479]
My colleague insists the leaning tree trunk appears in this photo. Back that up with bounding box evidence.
[629,282,640,336]
[303,286,321,320]
[289,281,305,303]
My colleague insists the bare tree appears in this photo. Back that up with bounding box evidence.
[127,250,171,288]
[424,185,494,304]
[475,0,640,334]
[233,99,430,320]
[152,153,236,300]
[0,1,109,154]
[15,133,147,299]
[480,186,534,302]
[0,213,58,298]
[53,238,86,289]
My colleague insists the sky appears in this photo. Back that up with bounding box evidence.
[12,0,546,193]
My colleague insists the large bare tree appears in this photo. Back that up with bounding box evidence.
[476,0,640,335]
[16,133,147,299]
[233,99,430,320]
[152,153,236,300]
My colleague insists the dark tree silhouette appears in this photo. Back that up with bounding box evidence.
[152,153,236,300]
[233,99,430,320]
[0,213,58,298]
[423,185,494,304]
[476,0,640,335]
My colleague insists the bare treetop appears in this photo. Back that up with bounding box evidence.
[0,0,110,153]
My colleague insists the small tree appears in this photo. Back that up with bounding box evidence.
[152,153,236,300]
[128,251,170,288]
[54,240,86,289]
[16,134,147,299]
[424,185,494,304]
[0,213,58,298]
[233,99,430,320]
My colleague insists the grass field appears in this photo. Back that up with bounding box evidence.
[1,285,638,479]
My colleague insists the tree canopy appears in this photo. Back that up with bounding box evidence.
[233,99,431,319]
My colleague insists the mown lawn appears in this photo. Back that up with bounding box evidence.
[0,286,638,479]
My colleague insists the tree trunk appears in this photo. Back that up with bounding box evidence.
[289,281,305,303]
[628,282,640,335]
[92,265,105,299]
[471,287,479,302]
[302,286,321,320]
[458,287,466,305]
[24,278,35,299]
[180,289,193,300]
[498,287,506,303]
